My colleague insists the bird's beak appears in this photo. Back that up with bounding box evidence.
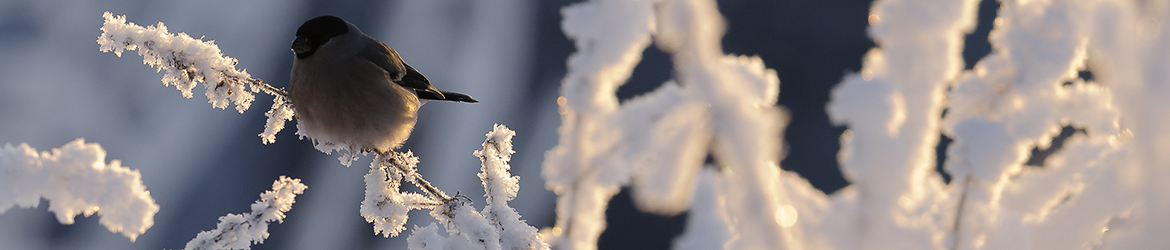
[291,36,312,55]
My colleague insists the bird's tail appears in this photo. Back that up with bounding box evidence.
[419,90,478,103]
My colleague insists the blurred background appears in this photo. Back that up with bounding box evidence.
[0,0,995,249]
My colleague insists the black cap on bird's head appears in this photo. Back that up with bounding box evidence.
[292,15,349,59]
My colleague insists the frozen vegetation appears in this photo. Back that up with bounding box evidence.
[544,0,1170,249]
[89,12,547,249]
[2,0,1169,249]
[0,139,157,241]
[182,176,306,250]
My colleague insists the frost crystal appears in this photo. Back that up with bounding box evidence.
[182,176,307,250]
[360,151,434,237]
[360,125,547,249]
[97,12,294,144]
[0,139,158,241]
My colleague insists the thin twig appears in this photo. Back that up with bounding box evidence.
[246,78,288,98]
[382,151,452,201]
[950,175,972,250]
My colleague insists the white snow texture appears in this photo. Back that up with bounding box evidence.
[545,0,1170,249]
[96,12,294,145]
[0,139,158,241]
[365,124,548,250]
[182,176,307,250]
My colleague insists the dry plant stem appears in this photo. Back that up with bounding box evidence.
[382,151,452,201]
[950,176,972,250]
[246,78,288,98]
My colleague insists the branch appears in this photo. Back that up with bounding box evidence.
[182,176,307,250]
[96,12,294,144]
[0,139,158,242]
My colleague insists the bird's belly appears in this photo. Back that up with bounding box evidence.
[290,62,421,153]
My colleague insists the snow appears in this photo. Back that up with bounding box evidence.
[546,0,788,248]
[96,12,294,145]
[0,139,158,241]
[182,176,307,250]
[91,11,547,250]
[475,125,546,250]
[541,0,656,248]
[545,0,1170,249]
[356,125,547,249]
[360,151,433,238]
[6,0,1170,248]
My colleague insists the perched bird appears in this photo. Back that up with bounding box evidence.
[289,15,477,155]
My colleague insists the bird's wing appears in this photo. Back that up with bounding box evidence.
[359,39,407,81]
[359,37,444,98]
[402,63,445,99]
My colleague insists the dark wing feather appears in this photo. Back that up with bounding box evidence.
[436,90,478,103]
[359,37,444,98]
[401,63,444,99]
[417,89,478,102]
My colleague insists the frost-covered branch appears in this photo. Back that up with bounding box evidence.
[361,151,443,238]
[475,125,547,250]
[182,176,307,250]
[545,0,786,249]
[96,12,294,144]
[360,125,547,250]
[547,0,1170,249]
[94,12,545,249]
[404,124,548,250]
[0,139,158,241]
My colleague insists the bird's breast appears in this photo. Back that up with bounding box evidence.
[289,57,422,152]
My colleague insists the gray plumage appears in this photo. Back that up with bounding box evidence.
[289,16,477,154]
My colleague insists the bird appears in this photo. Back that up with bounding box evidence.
[288,15,478,155]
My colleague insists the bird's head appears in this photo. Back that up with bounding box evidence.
[293,15,350,59]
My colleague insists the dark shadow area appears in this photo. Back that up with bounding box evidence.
[719,0,875,195]
[1024,125,1086,167]
[599,188,689,250]
[939,0,999,185]
[617,45,674,102]
[1064,68,1095,86]
[962,0,999,70]
[1077,69,1094,82]
[936,133,955,184]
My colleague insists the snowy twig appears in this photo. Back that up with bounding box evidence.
[949,176,971,250]
[403,125,548,250]
[382,152,451,201]
[361,151,443,238]
[182,176,307,250]
[475,124,547,250]
[0,139,159,242]
[360,125,547,250]
[96,12,294,144]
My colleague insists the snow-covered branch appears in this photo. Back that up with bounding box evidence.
[545,0,786,248]
[361,150,442,238]
[95,12,550,249]
[182,176,307,250]
[546,0,1170,249]
[475,124,546,250]
[361,125,547,249]
[96,12,294,144]
[0,139,158,241]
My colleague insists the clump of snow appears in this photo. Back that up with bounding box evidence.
[260,95,295,145]
[362,124,547,249]
[541,0,658,248]
[475,124,547,250]
[0,139,158,241]
[182,176,307,250]
[545,0,788,248]
[547,0,1170,248]
[96,12,294,145]
[361,151,435,237]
